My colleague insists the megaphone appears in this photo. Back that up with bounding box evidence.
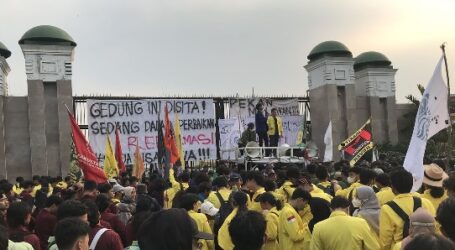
[278,144,291,157]
[245,141,261,158]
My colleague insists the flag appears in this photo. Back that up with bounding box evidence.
[115,129,126,173]
[323,121,333,162]
[404,56,450,191]
[132,144,145,179]
[174,113,185,169]
[164,105,180,164]
[68,110,107,183]
[103,135,119,179]
[338,119,374,166]
[157,113,170,179]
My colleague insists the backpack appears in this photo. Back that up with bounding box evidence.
[316,183,335,196]
[386,197,422,238]
[213,192,233,250]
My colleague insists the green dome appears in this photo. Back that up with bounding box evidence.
[19,25,76,46]
[307,41,352,60]
[354,51,391,71]
[0,41,11,59]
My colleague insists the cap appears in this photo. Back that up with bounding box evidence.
[200,201,219,217]
[191,218,214,240]
[112,184,125,193]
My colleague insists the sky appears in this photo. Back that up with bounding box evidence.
[1,0,455,102]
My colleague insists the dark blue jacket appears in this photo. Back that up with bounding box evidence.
[255,111,268,133]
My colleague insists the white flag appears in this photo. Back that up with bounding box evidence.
[404,56,450,191]
[323,121,333,162]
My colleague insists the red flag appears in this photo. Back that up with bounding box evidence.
[115,129,126,173]
[164,105,180,164]
[68,110,107,183]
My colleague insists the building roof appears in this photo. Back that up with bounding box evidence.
[0,41,11,59]
[354,51,391,70]
[307,41,352,60]
[18,25,76,46]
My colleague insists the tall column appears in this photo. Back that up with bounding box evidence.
[0,42,11,178]
[305,41,355,161]
[19,25,76,177]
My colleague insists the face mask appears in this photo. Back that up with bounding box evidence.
[262,209,269,216]
[347,177,356,184]
[352,198,362,208]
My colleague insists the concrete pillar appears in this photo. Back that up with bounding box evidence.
[0,46,11,178]
[305,41,355,161]
[19,25,76,177]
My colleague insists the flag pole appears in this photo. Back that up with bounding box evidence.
[441,43,453,170]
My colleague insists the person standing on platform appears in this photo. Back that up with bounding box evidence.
[267,108,283,156]
[255,103,268,149]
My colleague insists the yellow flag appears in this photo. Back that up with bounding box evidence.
[133,144,145,179]
[104,135,119,179]
[174,113,185,169]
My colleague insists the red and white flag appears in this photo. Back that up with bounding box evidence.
[68,110,107,183]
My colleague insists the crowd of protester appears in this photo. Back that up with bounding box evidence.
[0,156,455,249]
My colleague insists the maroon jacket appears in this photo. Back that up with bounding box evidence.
[89,225,123,250]
[100,211,127,245]
[9,226,41,250]
[34,209,57,249]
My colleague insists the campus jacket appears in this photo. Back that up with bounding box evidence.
[217,207,238,250]
[379,193,435,250]
[376,187,395,206]
[277,181,296,203]
[421,189,448,211]
[263,207,280,250]
[335,182,363,199]
[188,210,214,250]
[164,168,189,208]
[310,211,380,250]
[266,116,283,136]
[248,187,266,212]
[278,203,306,250]
[207,187,232,209]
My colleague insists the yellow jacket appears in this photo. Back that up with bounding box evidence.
[207,188,232,209]
[379,193,435,250]
[278,203,306,250]
[376,187,395,206]
[421,189,448,211]
[277,181,295,203]
[335,182,363,199]
[164,168,189,208]
[263,207,280,250]
[218,208,238,250]
[267,116,283,136]
[310,211,380,250]
[189,210,214,250]
[248,187,266,212]
[12,184,22,196]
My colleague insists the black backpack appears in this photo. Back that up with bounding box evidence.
[386,197,422,238]
[316,183,335,196]
[213,192,233,249]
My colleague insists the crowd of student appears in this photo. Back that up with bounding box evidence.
[0,158,455,250]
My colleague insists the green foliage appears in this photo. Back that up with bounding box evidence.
[69,142,82,182]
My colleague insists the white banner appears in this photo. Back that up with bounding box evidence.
[229,98,300,118]
[218,118,242,160]
[87,99,216,165]
[219,116,304,150]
